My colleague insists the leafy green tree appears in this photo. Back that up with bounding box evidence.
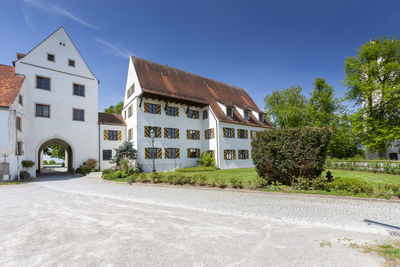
[113,141,137,164]
[43,145,65,159]
[104,101,123,114]
[307,78,339,127]
[344,36,400,155]
[264,86,308,129]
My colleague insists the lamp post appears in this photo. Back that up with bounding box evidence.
[150,128,156,173]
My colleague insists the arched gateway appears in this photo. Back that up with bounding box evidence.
[37,138,73,173]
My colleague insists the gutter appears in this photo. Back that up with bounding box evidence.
[209,108,220,168]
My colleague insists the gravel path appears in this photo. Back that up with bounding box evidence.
[0,174,399,266]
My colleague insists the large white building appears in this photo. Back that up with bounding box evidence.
[0,27,271,180]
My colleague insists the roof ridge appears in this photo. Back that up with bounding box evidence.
[132,56,247,93]
[0,64,13,68]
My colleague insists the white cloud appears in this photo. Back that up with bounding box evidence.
[23,0,98,30]
[23,10,34,31]
[95,38,133,59]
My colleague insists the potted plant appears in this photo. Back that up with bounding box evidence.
[21,160,34,180]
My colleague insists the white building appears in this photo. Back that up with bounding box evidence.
[122,56,272,172]
[0,27,125,180]
[0,27,271,180]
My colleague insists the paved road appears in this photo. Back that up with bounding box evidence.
[0,174,399,266]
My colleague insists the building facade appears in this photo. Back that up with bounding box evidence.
[121,56,272,172]
[0,27,271,180]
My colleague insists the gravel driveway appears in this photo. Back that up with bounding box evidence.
[0,174,399,266]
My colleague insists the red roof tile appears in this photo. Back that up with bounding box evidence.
[0,65,24,108]
[98,112,126,126]
[132,56,272,128]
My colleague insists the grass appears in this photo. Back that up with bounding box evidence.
[0,181,28,186]
[351,240,400,265]
[324,169,400,185]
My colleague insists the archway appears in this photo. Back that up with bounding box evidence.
[37,139,73,174]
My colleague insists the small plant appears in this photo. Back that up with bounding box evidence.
[151,171,162,183]
[198,152,215,167]
[43,160,48,165]
[194,174,207,186]
[139,173,149,183]
[230,178,243,189]
[215,177,227,188]
[84,158,98,169]
[126,176,133,185]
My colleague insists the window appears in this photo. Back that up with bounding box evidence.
[103,150,112,160]
[68,59,75,67]
[124,111,127,119]
[187,109,199,119]
[145,148,161,159]
[250,130,257,139]
[144,126,161,138]
[187,148,200,158]
[167,106,178,116]
[127,83,135,98]
[36,76,50,90]
[18,95,23,105]
[238,129,248,139]
[187,130,200,140]
[244,111,250,120]
[35,104,50,118]
[226,107,233,118]
[128,105,133,117]
[165,148,180,159]
[16,142,23,155]
[165,128,179,139]
[223,127,235,138]
[205,128,214,139]
[144,103,160,114]
[16,117,21,131]
[224,150,235,160]
[206,150,215,160]
[73,84,85,97]
[259,113,264,121]
[128,128,133,140]
[203,110,208,119]
[73,109,84,121]
[47,53,55,62]
[238,150,249,160]
[108,130,119,140]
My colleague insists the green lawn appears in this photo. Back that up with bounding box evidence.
[324,169,400,185]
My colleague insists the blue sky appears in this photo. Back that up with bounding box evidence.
[1,0,399,111]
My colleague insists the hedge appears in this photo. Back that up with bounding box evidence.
[251,127,332,185]
[326,159,400,175]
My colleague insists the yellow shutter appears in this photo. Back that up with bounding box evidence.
[144,126,150,137]
[224,150,227,160]
[174,107,179,116]
[104,130,109,140]
[211,128,215,138]
[117,131,122,140]
[195,110,199,119]
[157,127,161,137]
[187,148,190,158]
[232,129,235,138]
[176,128,180,139]
[233,150,236,159]
[145,148,150,159]
[144,102,149,113]
[176,148,180,158]
[186,130,190,139]
[196,131,200,140]
[164,128,168,138]
[157,148,162,158]
[223,128,227,137]
[165,148,169,159]
[156,104,161,114]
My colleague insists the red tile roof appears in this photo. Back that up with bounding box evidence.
[98,112,126,126]
[0,65,24,108]
[132,56,272,128]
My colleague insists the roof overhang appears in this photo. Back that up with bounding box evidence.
[142,88,208,108]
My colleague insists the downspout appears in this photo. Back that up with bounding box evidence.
[12,109,20,181]
[98,123,101,171]
[209,108,220,168]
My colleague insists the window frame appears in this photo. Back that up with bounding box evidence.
[128,105,133,117]
[238,150,249,160]
[35,103,50,118]
[167,106,177,116]
[225,150,235,160]
[244,111,250,120]
[148,147,158,159]
[18,95,23,105]
[103,150,112,160]
[166,148,179,159]
[16,141,24,156]
[226,107,234,118]
[203,110,208,120]
[148,103,158,114]
[167,128,177,139]
[128,128,133,140]
[36,76,51,90]
[188,148,200,158]
[73,83,85,97]
[108,130,119,141]
[238,129,248,139]
[16,116,21,131]
[72,108,85,122]
[47,53,55,62]
[68,59,75,67]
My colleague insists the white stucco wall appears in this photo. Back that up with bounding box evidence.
[99,124,126,170]
[13,27,99,177]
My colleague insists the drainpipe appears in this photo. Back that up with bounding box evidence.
[209,108,220,168]
[98,123,101,171]
[12,109,20,181]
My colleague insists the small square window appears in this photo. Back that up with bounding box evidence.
[18,95,23,105]
[73,84,85,97]
[36,104,50,118]
[36,76,50,90]
[227,107,233,118]
[103,150,112,160]
[47,54,55,62]
[16,117,21,131]
[73,109,84,121]
[244,111,250,120]
[68,59,75,67]
[203,110,208,119]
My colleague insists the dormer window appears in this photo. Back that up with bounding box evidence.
[259,113,264,122]
[68,59,75,67]
[244,110,250,120]
[226,107,234,118]
[47,54,55,62]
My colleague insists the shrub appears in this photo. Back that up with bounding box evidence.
[198,152,215,167]
[194,174,207,186]
[138,173,149,183]
[151,171,163,183]
[215,177,227,188]
[252,127,332,185]
[19,171,30,180]
[126,175,137,185]
[175,166,220,172]
[102,169,113,175]
[113,141,137,164]
[43,160,48,165]
[22,160,35,169]
[230,178,243,189]
[49,160,56,165]
[328,178,374,194]
[293,177,328,191]
[84,158,98,169]
[76,165,92,175]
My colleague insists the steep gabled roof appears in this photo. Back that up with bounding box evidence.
[98,112,126,126]
[132,56,272,128]
[0,65,24,108]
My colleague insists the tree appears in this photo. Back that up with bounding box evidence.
[307,78,339,127]
[264,86,308,129]
[43,145,65,159]
[344,36,400,155]
[104,101,123,114]
[113,141,137,164]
